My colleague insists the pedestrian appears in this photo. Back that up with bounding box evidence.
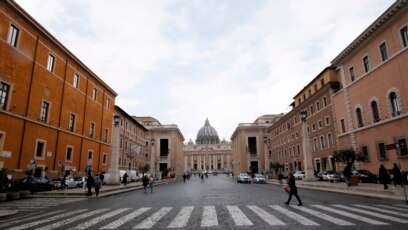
[61,176,66,190]
[94,174,102,197]
[149,175,155,193]
[284,172,303,206]
[379,164,390,189]
[201,174,204,183]
[278,172,283,185]
[86,173,94,196]
[142,175,149,194]
[391,163,402,187]
[99,173,105,184]
[122,172,128,187]
[183,173,186,183]
[343,162,352,188]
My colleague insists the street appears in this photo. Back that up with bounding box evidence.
[0,174,407,230]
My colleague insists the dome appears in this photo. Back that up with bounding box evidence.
[196,118,220,144]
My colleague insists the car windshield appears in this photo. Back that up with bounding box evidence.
[255,174,264,178]
[358,170,374,175]
[240,173,248,176]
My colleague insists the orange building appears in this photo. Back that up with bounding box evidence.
[0,0,117,179]
[331,0,408,173]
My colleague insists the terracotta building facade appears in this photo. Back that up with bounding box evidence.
[331,0,408,173]
[0,0,117,179]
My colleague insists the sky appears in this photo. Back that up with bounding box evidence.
[16,0,395,142]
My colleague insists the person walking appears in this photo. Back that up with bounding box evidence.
[284,172,303,206]
[183,173,186,183]
[142,175,149,194]
[200,174,204,183]
[392,163,402,187]
[149,175,155,193]
[343,162,352,188]
[379,164,390,190]
[278,172,283,185]
[93,174,102,197]
[86,173,94,196]
[122,172,128,187]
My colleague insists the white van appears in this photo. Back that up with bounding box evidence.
[127,170,140,182]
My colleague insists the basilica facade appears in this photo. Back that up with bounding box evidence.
[183,119,232,173]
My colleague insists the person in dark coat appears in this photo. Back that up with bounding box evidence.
[278,172,283,185]
[379,164,389,189]
[142,175,149,194]
[391,163,402,187]
[284,172,303,206]
[343,162,352,188]
[122,173,128,187]
[86,173,94,196]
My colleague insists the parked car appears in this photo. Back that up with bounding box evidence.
[293,171,305,180]
[74,177,85,187]
[21,177,53,194]
[212,172,218,176]
[253,174,266,184]
[352,170,378,183]
[237,173,251,183]
[317,170,340,182]
[52,177,77,189]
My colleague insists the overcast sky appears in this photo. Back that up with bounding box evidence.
[16,0,394,142]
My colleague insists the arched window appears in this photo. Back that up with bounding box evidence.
[356,108,364,127]
[371,101,380,122]
[390,92,401,116]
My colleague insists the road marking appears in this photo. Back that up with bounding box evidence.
[333,205,408,224]
[134,207,172,229]
[354,205,408,218]
[247,205,285,225]
[269,205,319,225]
[168,206,194,228]
[291,205,354,226]
[6,209,87,230]
[201,206,218,227]
[226,205,253,226]
[100,207,151,229]
[69,208,130,229]
[375,204,408,212]
[394,204,408,208]
[0,210,64,228]
[36,209,108,230]
[312,205,389,225]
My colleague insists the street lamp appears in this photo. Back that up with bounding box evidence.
[300,110,316,181]
[113,115,120,127]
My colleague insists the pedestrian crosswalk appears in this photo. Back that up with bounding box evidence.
[0,204,407,229]
[0,198,87,212]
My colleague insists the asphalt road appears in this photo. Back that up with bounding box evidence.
[1,174,407,230]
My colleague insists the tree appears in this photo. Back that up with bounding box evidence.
[333,148,368,163]
[270,162,283,173]
[138,163,150,176]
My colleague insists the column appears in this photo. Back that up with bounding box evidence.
[221,155,224,171]
[203,154,206,171]
[108,124,120,183]
[199,155,202,170]
[184,156,187,172]
[302,117,316,181]
[191,156,194,170]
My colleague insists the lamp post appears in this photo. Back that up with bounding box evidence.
[107,115,121,184]
[300,111,316,181]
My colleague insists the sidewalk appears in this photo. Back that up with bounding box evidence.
[269,179,408,202]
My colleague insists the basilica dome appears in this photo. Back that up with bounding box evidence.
[196,118,220,145]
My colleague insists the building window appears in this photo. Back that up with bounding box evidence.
[371,101,380,123]
[7,24,19,47]
[90,123,95,138]
[356,108,364,128]
[318,120,322,129]
[310,105,314,115]
[313,138,318,151]
[69,113,76,132]
[106,98,110,110]
[103,153,107,164]
[47,54,55,72]
[325,117,330,126]
[35,140,46,159]
[376,142,387,160]
[401,26,408,47]
[361,145,369,161]
[73,74,79,89]
[316,101,320,111]
[349,66,356,82]
[340,119,346,133]
[312,124,316,131]
[320,136,325,149]
[92,88,97,100]
[390,92,402,116]
[0,82,11,110]
[40,101,50,123]
[327,133,333,147]
[323,97,327,107]
[363,56,370,73]
[104,129,108,143]
[88,151,93,160]
[66,146,73,161]
[379,42,388,61]
[120,138,123,148]
[397,138,408,156]
[160,139,169,156]
[0,132,5,153]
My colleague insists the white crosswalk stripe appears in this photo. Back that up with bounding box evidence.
[269,205,319,225]
[2,204,407,229]
[375,204,408,212]
[0,198,87,212]
[6,209,88,230]
[100,207,151,229]
[168,206,194,228]
[312,205,389,225]
[354,204,408,218]
[333,204,408,224]
[201,206,218,227]
[226,205,253,226]
[291,205,354,226]
[134,207,173,229]
[69,208,130,230]
[247,205,285,225]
